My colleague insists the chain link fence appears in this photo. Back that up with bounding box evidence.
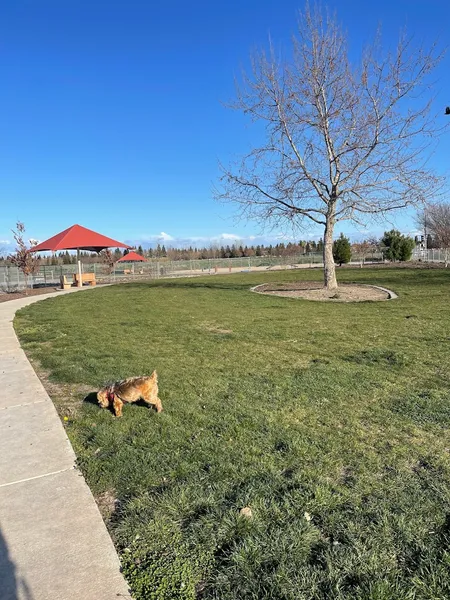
[0,251,385,292]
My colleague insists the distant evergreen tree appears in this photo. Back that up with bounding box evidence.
[381,230,415,262]
[137,245,144,256]
[255,245,262,256]
[333,234,352,266]
[398,236,415,261]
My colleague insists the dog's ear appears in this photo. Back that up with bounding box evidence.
[151,370,158,381]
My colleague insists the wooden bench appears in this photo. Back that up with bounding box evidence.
[73,273,96,286]
[60,275,72,290]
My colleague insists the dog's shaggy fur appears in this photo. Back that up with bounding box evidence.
[97,371,162,417]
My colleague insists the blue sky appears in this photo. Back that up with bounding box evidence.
[0,0,449,250]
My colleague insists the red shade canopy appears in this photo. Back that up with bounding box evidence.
[31,224,131,253]
[117,251,147,263]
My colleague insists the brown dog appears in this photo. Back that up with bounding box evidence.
[97,371,162,417]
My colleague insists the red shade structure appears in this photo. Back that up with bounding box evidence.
[116,251,147,263]
[31,224,131,253]
[30,224,131,288]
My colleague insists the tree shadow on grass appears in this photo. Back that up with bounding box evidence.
[131,280,252,292]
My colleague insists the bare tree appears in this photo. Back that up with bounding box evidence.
[417,203,450,266]
[8,222,40,293]
[100,249,115,274]
[216,4,445,289]
[352,240,372,267]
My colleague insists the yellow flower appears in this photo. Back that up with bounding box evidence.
[63,416,69,421]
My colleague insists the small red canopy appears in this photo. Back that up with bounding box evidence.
[117,251,147,263]
[31,224,131,253]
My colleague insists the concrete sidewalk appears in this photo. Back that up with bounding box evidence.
[0,288,132,600]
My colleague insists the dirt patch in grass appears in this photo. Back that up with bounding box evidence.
[202,321,233,334]
[96,489,119,520]
[0,287,60,303]
[27,360,93,418]
[254,282,390,302]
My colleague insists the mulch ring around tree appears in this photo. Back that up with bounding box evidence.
[252,282,394,302]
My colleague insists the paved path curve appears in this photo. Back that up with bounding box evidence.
[0,288,132,600]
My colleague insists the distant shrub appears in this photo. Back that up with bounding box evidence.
[381,230,415,261]
[333,234,352,266]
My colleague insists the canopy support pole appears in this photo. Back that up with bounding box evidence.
[77,248,82,287]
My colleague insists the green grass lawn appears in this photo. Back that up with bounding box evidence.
[15,267,450,600]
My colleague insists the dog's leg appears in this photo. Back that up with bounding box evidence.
[113,397,124,417]
[144,393,163,413]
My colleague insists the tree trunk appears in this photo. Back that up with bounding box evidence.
[323,216,337,289]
